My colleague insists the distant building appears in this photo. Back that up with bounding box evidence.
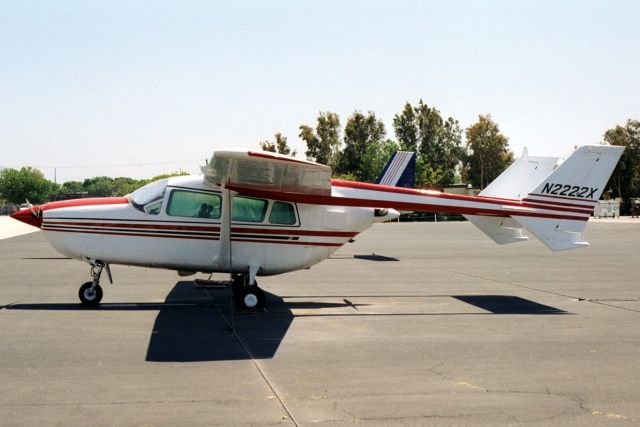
[443,184,480,197]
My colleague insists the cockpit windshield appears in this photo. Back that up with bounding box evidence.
[127,179,168,211]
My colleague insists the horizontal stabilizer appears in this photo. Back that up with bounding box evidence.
[464,215,529,244]
[511,216,589,251]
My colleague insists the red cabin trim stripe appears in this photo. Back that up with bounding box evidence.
[42,220,358,237]
[42,227,343,246]
[44,221,220,232]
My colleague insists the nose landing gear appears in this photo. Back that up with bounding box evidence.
[79,262,111,306]
[79,281,103,306]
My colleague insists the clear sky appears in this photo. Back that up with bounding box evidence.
[1,0,638,183]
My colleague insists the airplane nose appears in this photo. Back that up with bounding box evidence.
[10,207,43,228]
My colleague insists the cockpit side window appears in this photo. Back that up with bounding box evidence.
[232,196,267,222]
[144,200,162,215]
[127,179,168,212]
[166,189,221,219]
[268,201,297,225]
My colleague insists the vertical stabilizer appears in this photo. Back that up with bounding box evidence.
[375,152,416,188]
[512,145,624,251]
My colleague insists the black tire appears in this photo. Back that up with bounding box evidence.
[79,282,103,306]
[238,286,265,310]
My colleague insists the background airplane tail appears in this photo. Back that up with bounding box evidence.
[375,151,416,188]
[466,144,624,251]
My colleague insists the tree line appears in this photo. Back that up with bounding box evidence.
[261,100,515,187]
[0,170,186,205]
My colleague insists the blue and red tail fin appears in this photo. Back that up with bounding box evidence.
[375,152,416,188]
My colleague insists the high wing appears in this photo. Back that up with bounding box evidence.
[204,150,332,196]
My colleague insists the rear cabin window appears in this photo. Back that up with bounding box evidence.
[269,201,297,225]
[232,197,267,222]
[166,190,221,219]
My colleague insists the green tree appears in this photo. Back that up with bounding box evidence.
[112,177,141,196]
[0,167,57,204]
[361,139,401,182]
[464,115,514,189]
[260,132,296,155]
[82,177,116,197]
[393,103,418,152]
[393,100,463,187]
[59,181,84,194]
[337,111,386,181]
[603,119,640,200]
[300,112,341,167]
[259,140,276,152]
[275,132,295,156]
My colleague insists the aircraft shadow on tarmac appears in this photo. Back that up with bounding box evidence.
[4,283,568,363]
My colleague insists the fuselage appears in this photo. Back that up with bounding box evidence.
[13,175,393,276]
[11,170,598,276]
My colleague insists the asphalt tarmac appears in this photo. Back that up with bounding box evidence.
[1,221,639,426]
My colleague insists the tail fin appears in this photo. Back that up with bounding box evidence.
[375,151,416,188]
[512,144,623,250]
[468,144,624,251]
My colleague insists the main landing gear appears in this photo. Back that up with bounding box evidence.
[232,274,266,310]
[79,261,112,306]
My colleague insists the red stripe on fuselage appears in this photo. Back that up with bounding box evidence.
[45,221,221,232]
[42,221,357,237]
[231,227,358,237]
[232,238,343,247]
[43,227,343,246]
[43,228,218,240]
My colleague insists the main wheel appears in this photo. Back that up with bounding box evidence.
[238,286,265,310]
[79,282,103,306]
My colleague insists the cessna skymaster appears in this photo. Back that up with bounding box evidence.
[11,145,623,310]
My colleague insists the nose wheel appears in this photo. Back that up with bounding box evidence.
[78,261,110,306]
[79,282,103,306]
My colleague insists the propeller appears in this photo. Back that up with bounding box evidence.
[25,199,40,217]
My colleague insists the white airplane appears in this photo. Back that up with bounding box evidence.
[11,145,623,310]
